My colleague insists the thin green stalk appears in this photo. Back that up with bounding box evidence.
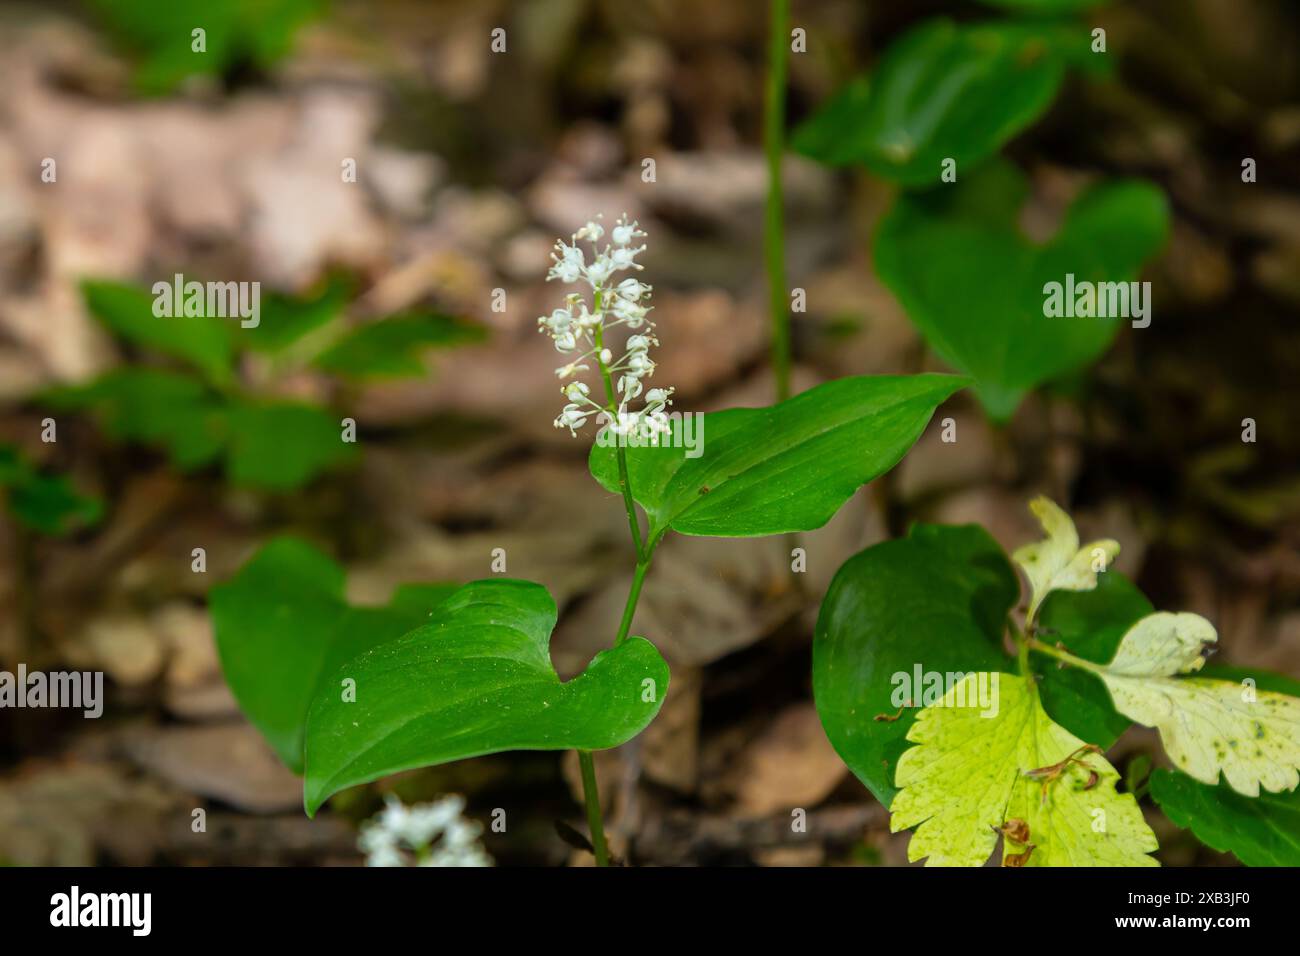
[615,551,654,645]
[764,0,792,401]
[577,750,610,866]
[574,314,666,864]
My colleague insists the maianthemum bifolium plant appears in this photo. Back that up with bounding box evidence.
[212,218,964,864]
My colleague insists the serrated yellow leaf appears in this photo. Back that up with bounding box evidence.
[1093,613,1300,797]
[890,673,1158,866]
[1012,496,1119,619]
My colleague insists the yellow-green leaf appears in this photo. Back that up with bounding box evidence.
[1012,496,1118,619]
[890,672,1157,866]
[1092,613,1300,797]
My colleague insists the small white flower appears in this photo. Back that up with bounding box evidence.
[565,381,590,402]
[616,278,648,301]
[555,404,590,435]
[359,795,493,868]
[610,245,644,271]
[611,214,646,247]
[575,218,605,243]
[618,374,643,400]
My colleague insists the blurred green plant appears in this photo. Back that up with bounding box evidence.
[83,0,326,95]
[875,159,1168,421]
[47,277,483,492]
[793,10,1165,423]
[0,444,102,535]
[793,19,1101,186]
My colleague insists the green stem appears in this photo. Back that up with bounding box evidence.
[577,750,610,867]
[764,0,792,402]
[574,293,666,865]
[615,551,654,645]
[1027,636,1104,676]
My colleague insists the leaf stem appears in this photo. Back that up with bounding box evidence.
[764,0,792,402]
[577,750,610,867]
[1026,636,1104,675]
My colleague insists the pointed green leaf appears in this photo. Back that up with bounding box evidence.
[891,672,1158,866]
[589,374,966,539]
[45,368,229,470]
[813,523,1019,804]
[211,537,457,773]
[792,20,1089,185]
[313,312,486,379]
[303,579,669,815]
[224,399,358,490]
[1090,614,1300,796]
[243,276,353,354]
[876,160,1169,419]
[81,280,234,386]
[0,445,102,536]
[87,0,324,95]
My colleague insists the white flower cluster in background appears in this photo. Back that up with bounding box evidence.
[358,795,493,867]
[539,214,674,439]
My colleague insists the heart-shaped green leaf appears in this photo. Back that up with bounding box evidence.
[589,374,965,540]
[813,523,1019,804]
[792,20,1092,186]
[303,579,669,815]
[876,160,1169,419]
[314,312,485,379]
[211,537,458,773]
[1033,571,1152,748]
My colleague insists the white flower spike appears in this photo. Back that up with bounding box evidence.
[539,214,673,441]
